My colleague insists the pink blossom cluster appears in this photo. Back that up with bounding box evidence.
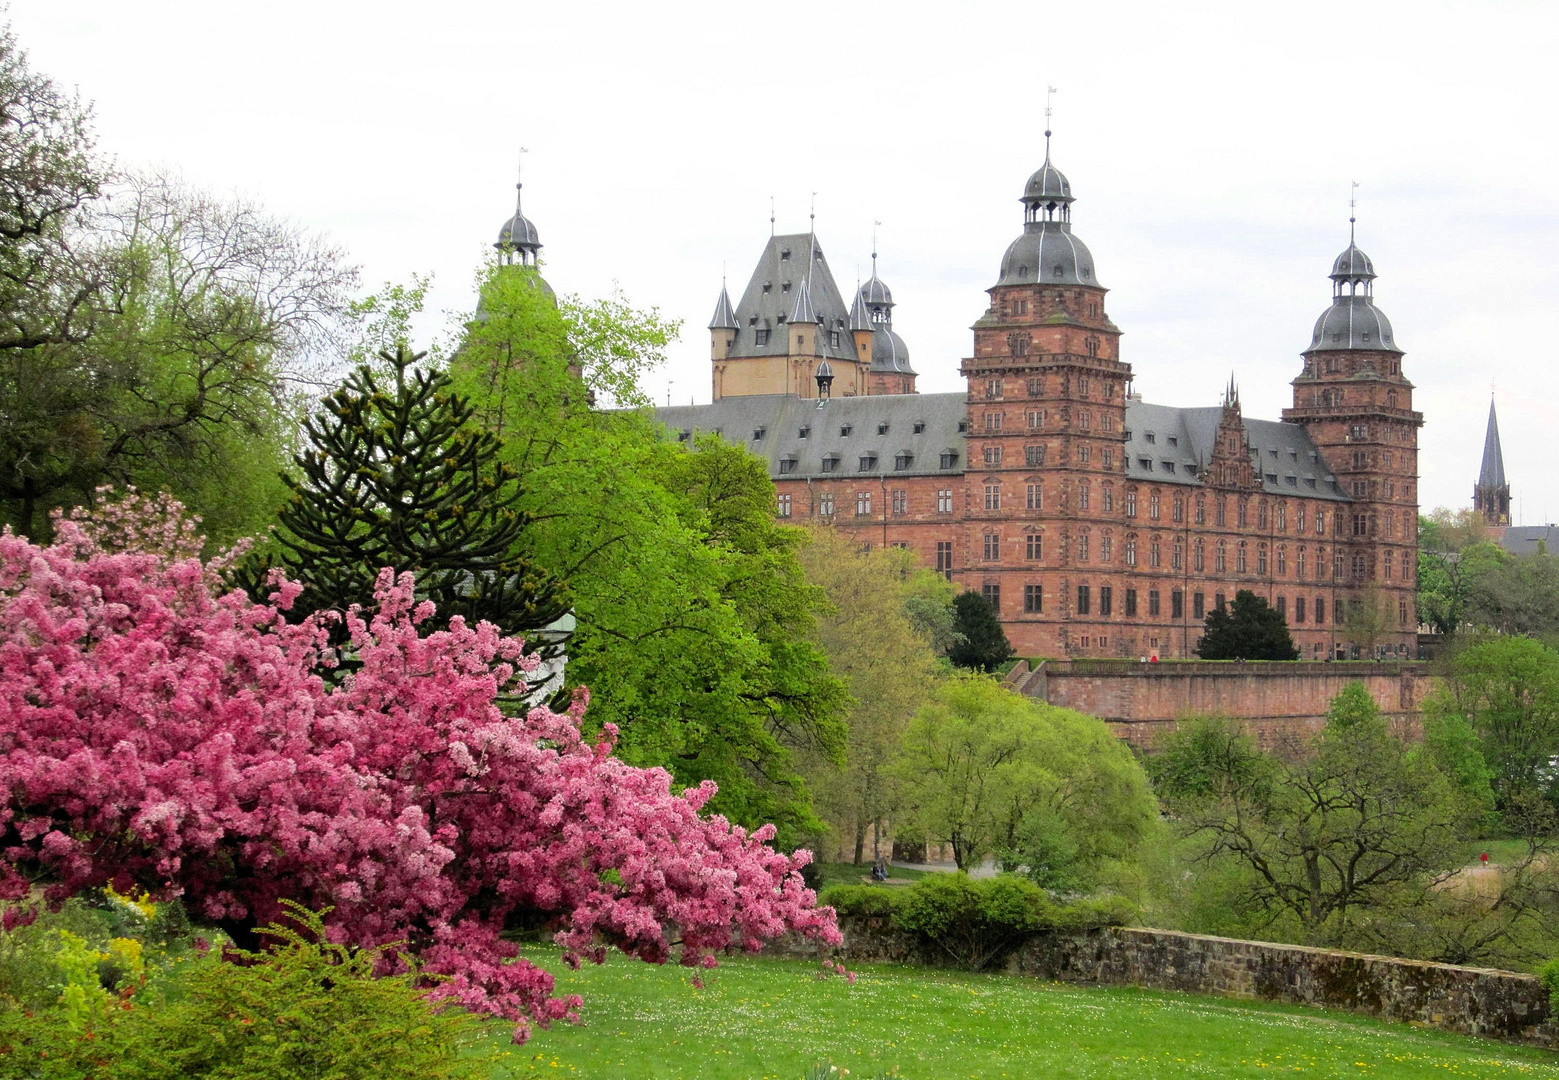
[0,499,840,1040]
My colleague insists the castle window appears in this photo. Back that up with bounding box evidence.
[983,445,1003,466]
[1125,489,1138,518]
[1125,589,1138,617]
[1194,540,1205,572]
[1101,534,1113,561]
[892,489,908,515]
[1149,538,1161,568]
[1103,448,1113,468]
[818,493,834,516]
[1125,536,1138,567]
[1100,587,1113,616]
[1085,338,1099,357]
[1053,264,1065,278]
[829,331,841,348]
[1026,483,1042,510]
[1026,445,1046,467]
[753,426,766,440]
[1077,480,1090,510]
[798,426,810,439]
[983,583,1001,612]
[940,451,959,469]
[1277,504,1288,531]
[985,484,1001,510]
[1384,550,1394,580]
[677,429,691,443]
[1144,432,1155,444]
[935,541,954,579]
[1026,533,1042,560]
[1276,596,1287,619]
[986,378,1003,399]
[1172,541,1183,570]
[1195,497,1206,525]
[858,454,878,472]
[1102,485,1114,512]
[1315,596,1326,623]
[778,457,797,475]
[1148,589,1161,616]
[1076,585,1091,614]
[1077,533,1090,561]
[1277,546,1287,576]
[1173,496,1185,523]
[1027,377,1044,396]
[1297,547,1307,578]
[1138,457,1153,470]
[1257,502,1268,529]
[1237,542,1248,574]
[1079,444,1091,463]
[1216,593,1227,612]
[1027,410,1045,429]
[1257,545,1268,575]
[958,420,969,433]
[1352,553,1367,580]
[1102,414,1115,433]
[857,491,872,516]
[780,249,791,260]
[754,329,770,345]
[1149,492,1161,520]
[1238,500,1249,529]
[937,489,954,513]
[840,424,853,437]
[1172,590,1184,618]
[1294,596,1305,623]
[782,282,792,292]
[894,452,913,470]
[983,533,1000,560]
[1080,411,1092,431]
[1194,592,1205,619]
[913,421,926,434]
[777,494,791,517]
[985,412,1003,431]
[821,455,839,473]
[1024,584,1043,613]
[1216,541,1227,572]
[1162,461,1175,473]
[878,422,890,435]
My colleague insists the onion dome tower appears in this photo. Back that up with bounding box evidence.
[994,140,1102,288]
[496,182,542,267]
[1282,211,1422,658]
[859,247,916,395]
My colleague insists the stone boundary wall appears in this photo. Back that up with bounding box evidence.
[773,918,1557,1049]
[1004,659,1434,749]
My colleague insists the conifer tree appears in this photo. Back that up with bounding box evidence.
[248,346,567,645]
[1197,588,1299,660]
[948,590,1014,672]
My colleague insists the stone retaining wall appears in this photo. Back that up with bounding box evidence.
[1005,660,1433,749]
[777,918,1558,1049]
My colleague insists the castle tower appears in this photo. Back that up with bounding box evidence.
[1282,234,1422,655]
[709,231,865,401]
[961,134,1129,656]
[1473,398,1511,526]
[859,248,917,395]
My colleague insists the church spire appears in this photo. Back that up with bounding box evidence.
[1474,397,1511,526]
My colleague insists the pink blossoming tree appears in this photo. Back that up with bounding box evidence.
[0,493,841,1040]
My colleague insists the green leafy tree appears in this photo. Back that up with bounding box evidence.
[893,674,1158,890]
[1154,684,1471,945]
[446,259,846,840]
[1467,553,1559,639]
[947,591,1012,671]
[1431,635,1559,808]
[246,345,568,648]
[1417,509,1504,637]
[798,528,941,864]
[1196,589,1298,660]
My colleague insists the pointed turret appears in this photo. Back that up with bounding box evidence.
[709,284,738,330]
[1474,398,1511,525]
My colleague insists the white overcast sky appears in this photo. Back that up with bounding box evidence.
[14,0,1559,520]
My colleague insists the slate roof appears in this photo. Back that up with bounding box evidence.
[1124,402,1350,501]
[997,221,1101,288]
[708,285,738,330]
[726,234,857,362]
[1499,526,1559,555]
[655,393,968,480]
[1307,294,1402,354]
[1478,399,1507,489]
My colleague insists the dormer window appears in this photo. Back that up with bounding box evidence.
[840,424,853,437]
[940,450,959,469]
[858,454,878,472]
[780,249,791,260]
[781,281,791,292]
[778,456,797,475]
[798,426,811,439]
[957,420,969,433]
[829,331,841,348]
[877,423,889,435]
[894,452,913,470]
[1144,432,1156,444]
[913,421,926,434]
[754,329,770,344]
[821,454,840,473]
[677,430,691,442]
[761,281,771,293]
[753,427,766,440]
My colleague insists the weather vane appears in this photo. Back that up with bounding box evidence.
[1349,180,1359,241]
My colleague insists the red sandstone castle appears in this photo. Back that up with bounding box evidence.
[651,143,1423,660]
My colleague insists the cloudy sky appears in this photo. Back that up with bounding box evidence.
[15,1,1558,519]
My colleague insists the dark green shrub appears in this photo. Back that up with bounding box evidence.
[817,885,894,918]
[1540,958,1559,1010]
[890,873,1134,970]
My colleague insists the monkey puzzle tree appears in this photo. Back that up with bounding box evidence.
[248,346,568,645]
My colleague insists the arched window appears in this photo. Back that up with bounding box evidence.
[1257,544,1268,575]
[1149,536,1162,568]
[1194,539,1206,572]
[1101,531,1114,562]
[1258,501,1269,530]
[1125,534,1138,567]
[1277,545,1287,576]
[1102,484,1115,513]
[1149,491,1161,521]
[1077,479,1090,510]
[1195,497,1206,525]
[1173,495,1185,523]
[1215,540,1227,573]
[1237,541,1248,574]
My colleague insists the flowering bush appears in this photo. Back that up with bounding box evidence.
[0,495,840,1040]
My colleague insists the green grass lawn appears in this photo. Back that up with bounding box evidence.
[483,952,1559,1080]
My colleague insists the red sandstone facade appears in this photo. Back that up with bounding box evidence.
[667,146,1422,660]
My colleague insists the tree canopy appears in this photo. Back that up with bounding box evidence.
[445,260,847,841]
[893,674,1159,891]
[1196,589,1299,660]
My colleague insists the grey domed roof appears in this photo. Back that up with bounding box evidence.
[870,328,914,374]
[497,212,540,251]
[1330,242,1375,282]
[815,359,834,378]
[1307,295,1401,353]
[859,273,893,306]
[1023,158,1073,205]
[997,223,1100,287]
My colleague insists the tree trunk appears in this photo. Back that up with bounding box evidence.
[852,819,867,865]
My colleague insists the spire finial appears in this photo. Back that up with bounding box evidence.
[770,195,775,238]
[515,146,529,214]
[809,190,817,236]
[1044,85,1058,158]
[872,219,882,276]
[1349,180,1359,243]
